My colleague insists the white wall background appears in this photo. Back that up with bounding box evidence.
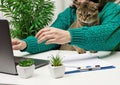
[52,0,72,22]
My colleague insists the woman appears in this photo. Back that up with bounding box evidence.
[12,0,120,54]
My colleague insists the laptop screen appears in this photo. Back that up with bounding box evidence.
[0,19,49,75]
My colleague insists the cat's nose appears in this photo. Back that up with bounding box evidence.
[83,17,87,21]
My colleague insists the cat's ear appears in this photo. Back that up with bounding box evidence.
[81,2,88,8]
[94,3,99,10]
[73,0,81,8]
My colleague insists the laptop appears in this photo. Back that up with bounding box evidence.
[0,19,49,75]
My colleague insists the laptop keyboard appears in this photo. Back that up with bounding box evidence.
[14,57,49,69]
[14,57,27,64]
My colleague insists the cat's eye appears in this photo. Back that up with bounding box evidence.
[87,13,91,17]
[79,13,82,15]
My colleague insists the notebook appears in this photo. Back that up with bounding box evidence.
[0,19,49,75]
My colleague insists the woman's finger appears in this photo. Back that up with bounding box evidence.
[45,39,56,44]
[37,30,53,40]
[11,38,19,45]
[38,34,55,43]
[35,27,51,38]
[12,45,21,50]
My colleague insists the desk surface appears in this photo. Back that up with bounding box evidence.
[0,50,120,85]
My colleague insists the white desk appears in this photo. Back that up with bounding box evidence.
[0,50,120,85]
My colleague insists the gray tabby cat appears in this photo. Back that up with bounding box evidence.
[60,1,99,54]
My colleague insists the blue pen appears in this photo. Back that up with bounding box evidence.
[65,65,115,74]
[65,65,101,74]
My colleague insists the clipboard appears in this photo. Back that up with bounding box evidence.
[65,65,115,74]
[61,54,115,74]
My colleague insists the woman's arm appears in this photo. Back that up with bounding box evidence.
[69,2,120,51]
[22,7,75,54]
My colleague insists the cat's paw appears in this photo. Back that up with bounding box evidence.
[77,50,86,54]
[90,50,97,53]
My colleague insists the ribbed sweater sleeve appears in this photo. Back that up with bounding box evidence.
[22,36,60,54]
[68,2,120,51]
[51,7,75,30]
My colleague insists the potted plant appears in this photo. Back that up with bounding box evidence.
[49,54,65,79]
[16,59,35,79]
[0,0,54,39]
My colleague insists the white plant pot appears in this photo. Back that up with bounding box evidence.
[16,64,35,79]
[49,65,65,79]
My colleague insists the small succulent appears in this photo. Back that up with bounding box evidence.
[18,59,34,67]
[50,54,63,67]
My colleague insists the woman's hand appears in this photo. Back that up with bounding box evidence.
[35,27,71,44]
[12,38,27,50]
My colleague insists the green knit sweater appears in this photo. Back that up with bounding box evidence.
[23,2,120,54]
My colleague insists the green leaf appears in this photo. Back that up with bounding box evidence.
[50,54,63,66]
[18,59,34,67]
[0,0,55,39]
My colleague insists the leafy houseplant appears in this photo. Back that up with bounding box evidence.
[49,54,65,79]
[16,59,35,79]
[0,0,54,39]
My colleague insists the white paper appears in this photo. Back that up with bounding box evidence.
[62,54,114,73]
